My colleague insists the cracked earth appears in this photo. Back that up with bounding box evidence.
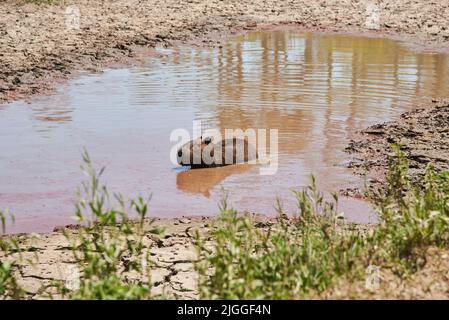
[3,217,214,299]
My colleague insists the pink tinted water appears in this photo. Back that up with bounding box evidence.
[1,32,449,233]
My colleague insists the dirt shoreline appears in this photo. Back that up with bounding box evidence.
[4,215,449,299]
[345,99,449,196]
[1,216,215,299]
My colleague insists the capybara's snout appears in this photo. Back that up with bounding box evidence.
[177,146,188,166]
[177,138,198,166]
[177,148,183,158]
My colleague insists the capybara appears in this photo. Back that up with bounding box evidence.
[177,136,258,168]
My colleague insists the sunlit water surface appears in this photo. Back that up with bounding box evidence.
[2,31,449,233]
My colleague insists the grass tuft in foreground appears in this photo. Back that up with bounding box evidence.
[195,179,365,299]
[195,146,449,299]
[0,210,24,299]
[368,145,449,274]
[55,151,161,299]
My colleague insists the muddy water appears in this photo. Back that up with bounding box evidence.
[2,31,449,233]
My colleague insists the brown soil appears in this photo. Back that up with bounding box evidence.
[345,99,449,195]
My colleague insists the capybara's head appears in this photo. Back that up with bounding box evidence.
[177,136,214,167]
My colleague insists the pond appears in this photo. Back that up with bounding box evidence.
[1,31,449,233]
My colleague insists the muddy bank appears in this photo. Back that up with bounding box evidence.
[4,215,449,299]
[346,99,449,194]
[2,0,449,103]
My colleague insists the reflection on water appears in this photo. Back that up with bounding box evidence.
[1,31,449,233]
[176,164,253,198]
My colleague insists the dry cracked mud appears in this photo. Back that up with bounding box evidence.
[5,215,449,299]
[3,217,213,299]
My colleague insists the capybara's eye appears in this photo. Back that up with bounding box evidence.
[203,136,212,144]
[177,150,182,157]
